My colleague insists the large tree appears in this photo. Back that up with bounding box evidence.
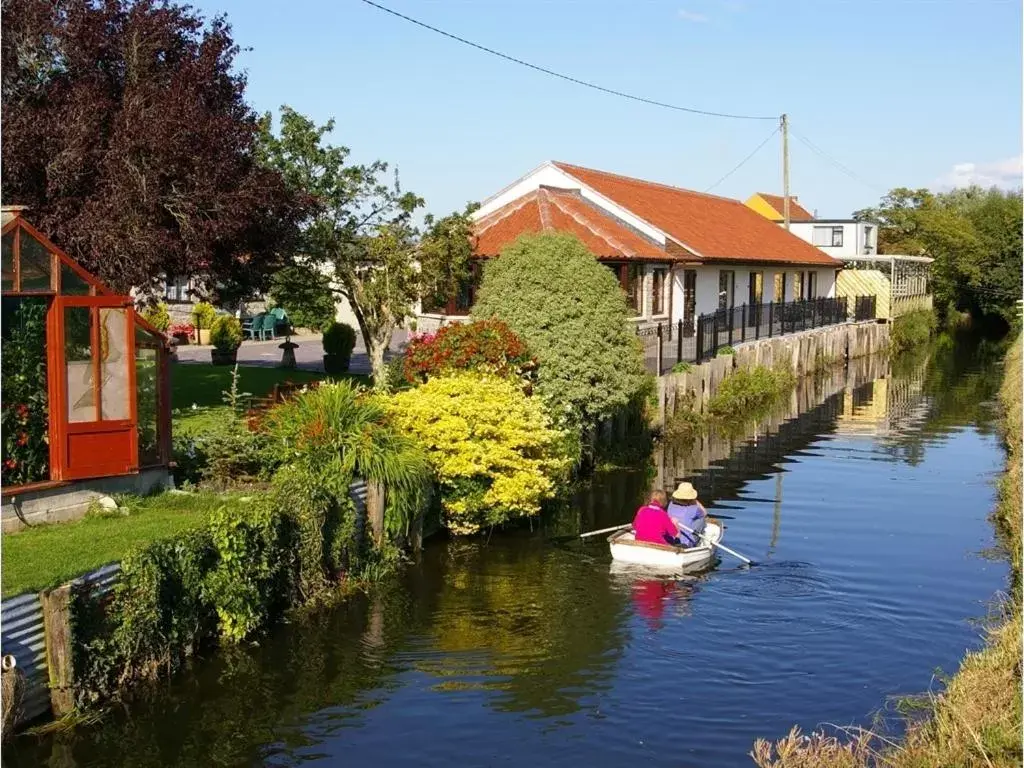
[854,186,1022,326]
[1,0,305,298]
[258,106,475,386]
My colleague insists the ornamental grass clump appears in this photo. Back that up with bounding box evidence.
[387,373,578,535]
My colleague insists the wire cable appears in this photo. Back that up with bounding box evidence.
[791,129,885,193]
[359,0,778,121]
[703,126,780,192]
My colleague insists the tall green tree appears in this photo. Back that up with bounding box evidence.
[854,186,1022,326]
[258,107,476,385]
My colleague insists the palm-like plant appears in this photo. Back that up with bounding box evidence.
[264,380,431,534]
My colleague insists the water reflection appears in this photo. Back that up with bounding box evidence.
[8,336,1010,768]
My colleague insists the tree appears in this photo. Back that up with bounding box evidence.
[855,186,1022,326]
[471,232,650,433]
[267,265,336,333]
[258,107,476,386]
[1,0,306,298]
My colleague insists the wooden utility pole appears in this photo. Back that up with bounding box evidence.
[781,113,791,230]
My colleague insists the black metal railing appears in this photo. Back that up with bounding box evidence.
[853,294,876,322]
[636,296,879,375]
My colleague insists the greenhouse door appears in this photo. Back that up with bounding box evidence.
[53,297,138,481]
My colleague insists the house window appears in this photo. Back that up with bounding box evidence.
[807,271,818,299]
[812,226,844,248]
[651,268,667,316]
[792,271,803,302]
[163,276,190,303]
[718,270,735,310]
[773,272,786,303]
[863,225,875,253]
[748,271,763,307]
[606,263,643,316]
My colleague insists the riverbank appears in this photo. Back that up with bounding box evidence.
[752,335,1022,768]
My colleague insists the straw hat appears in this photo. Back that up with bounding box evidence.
[671,482,698,501]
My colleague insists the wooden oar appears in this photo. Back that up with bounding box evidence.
[679,522,757,566]
[580,523,631,539]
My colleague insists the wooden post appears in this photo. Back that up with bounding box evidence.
[781,114,791,231]
[41,585,74,717]
[366,480,386,547]
[656,323,664,376]
[676,319,683,363]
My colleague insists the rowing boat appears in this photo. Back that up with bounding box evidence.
[607,520,724,570]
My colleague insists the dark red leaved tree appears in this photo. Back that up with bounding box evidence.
[1,0,307,299]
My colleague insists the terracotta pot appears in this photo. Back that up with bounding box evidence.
[198,329,211,345]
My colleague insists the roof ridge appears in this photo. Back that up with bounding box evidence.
[552,161,745,206]
[545,189,636,258]
[475,190,539,232]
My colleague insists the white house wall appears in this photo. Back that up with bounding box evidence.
[787,221,876,259]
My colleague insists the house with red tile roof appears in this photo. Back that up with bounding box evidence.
[744,192,881,260]
[419,162,841,335]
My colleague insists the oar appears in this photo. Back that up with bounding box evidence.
[678,522,757,566]
[580,523,631,539]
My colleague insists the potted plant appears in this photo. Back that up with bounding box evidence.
[209,315,243,365]
[322,321,356,374]
[192,302,217,345]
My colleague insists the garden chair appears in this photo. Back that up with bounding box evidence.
[259,312,277,341]
[270,306,288,335]
[244,314,263,341]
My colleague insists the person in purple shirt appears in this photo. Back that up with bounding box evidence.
[666,482,707,546]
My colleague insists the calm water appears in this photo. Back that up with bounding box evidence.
[9,337,1010,767]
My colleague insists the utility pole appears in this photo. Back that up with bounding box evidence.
[781,113,790,230]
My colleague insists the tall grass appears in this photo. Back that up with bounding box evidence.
[891,310,937,355]
[751,336,1023,768]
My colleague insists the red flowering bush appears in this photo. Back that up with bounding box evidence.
[402,320,536,385]
[169,322,195,343]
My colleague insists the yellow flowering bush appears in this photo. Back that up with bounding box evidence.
[388,373,578,534]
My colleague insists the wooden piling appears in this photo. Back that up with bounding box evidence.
[40,585,74,717]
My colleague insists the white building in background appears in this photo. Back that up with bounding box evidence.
[416,161,841,334]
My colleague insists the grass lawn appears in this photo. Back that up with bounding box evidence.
[171,364,369,435]
[1,492,251,598]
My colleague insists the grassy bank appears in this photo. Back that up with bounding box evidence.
[752,336,1022,767]
[1,492,248,598]
[891,309,937,355]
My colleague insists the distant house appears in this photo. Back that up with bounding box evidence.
[745,192,879,258]
[417,162,841,335]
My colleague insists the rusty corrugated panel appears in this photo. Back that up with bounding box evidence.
[1,592,51,724]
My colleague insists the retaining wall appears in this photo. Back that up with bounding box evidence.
[655,321,890,427]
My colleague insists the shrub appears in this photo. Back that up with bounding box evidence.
[268,265,337,332]
[717,345,736,356]
[707,365,795,420]
[191,302,217,330]
[2,298,49,485]
[168,321,195,341]
[671,361,694,374]
[210,315,243,352]
[327,319,360,364]
[471,232,649,432]
[387,373,578,534]
[141,302,171,332]
[891,309,937,354]
[402,319,535,384]
[171,407,279,489]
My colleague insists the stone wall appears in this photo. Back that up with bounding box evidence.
[654,321,890,428]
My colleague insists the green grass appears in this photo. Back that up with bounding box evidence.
[1,492,251,598]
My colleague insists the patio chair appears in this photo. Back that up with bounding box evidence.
[259,312,277,341]
[244,314,263,341]
[270,306,288,335]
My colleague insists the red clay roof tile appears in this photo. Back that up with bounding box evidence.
[552,162,837,266]
[755,192,816,222]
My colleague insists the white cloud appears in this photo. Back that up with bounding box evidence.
[934,155,1023,190]
[678,9,709,22]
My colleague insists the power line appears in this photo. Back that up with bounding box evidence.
[791,128,886,194]
[704,126,780,192]
[358,0,778,121]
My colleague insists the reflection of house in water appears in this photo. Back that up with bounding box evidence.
[835,353,930,436]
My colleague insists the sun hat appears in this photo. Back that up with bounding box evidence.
[671,482,698,501]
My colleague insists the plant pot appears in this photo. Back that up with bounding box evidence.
[172,333,190,346]
[323,353,351,375]
[211,349,238,366]
[198,329,211,345]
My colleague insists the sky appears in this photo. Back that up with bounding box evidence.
[193,0,1022,219]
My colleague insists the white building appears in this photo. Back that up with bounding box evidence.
[743,191,878,259]
[417,162,841,334]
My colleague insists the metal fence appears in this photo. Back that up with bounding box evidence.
[637,296,878,375]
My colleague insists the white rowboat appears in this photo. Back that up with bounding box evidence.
[608,521,724,570]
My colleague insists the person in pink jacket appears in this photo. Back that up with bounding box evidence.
[631,490,680,546]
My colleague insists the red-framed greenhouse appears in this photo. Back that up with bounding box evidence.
[1,206,172,493]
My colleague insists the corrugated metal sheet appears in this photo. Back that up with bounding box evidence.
[1,592,50,724]
[836,270,890,320]
[349,479,368,515]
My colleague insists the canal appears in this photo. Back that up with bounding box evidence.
[8,335,1010,767]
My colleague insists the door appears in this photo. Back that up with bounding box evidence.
[682,270,697,336]
[55,297,138,480]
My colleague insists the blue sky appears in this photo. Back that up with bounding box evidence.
[195,0,1021,219]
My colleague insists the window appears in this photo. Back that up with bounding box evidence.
[608,263,643,316]
[812,226,844,248]
[807,271,818,299]
[748,271,763,306]
[163,276,191,303]
[651,268,667,316]
[773,272,786,303]
[863,225,875,253]
[792,271,803,302]
[718,270,735,310]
